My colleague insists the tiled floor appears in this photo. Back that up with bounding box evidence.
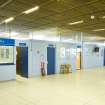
[0,68,105,105]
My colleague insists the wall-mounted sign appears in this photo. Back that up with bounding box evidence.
[71,48,76,55]
[19,43,27,47]
[0,38,15,65]
[0,46,14,64]
[60,48,71,57]
[0,38,15,46]
[48,44,55,48]
[77,45,81,48]
[60,47,66,58]
[66,48,71,56]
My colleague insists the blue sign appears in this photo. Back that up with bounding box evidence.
[19,43,27,47]
[48,44,55,47]
[77,45,81,48]
[0,38,15,46]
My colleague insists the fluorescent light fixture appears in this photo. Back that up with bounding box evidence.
[33,34,60,42]
[4,17,14,23]
[46,36,60,42]
[69,20,84,25]
[102,16,105,19]
[91,15,95,19]
[34,34,45,40]
[93,29,105,32]
[23,6,39,14]
[11,36,30,40]
[11,32,19,36]
[61,39,73,42]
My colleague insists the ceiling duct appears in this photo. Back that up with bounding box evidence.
[0,0,13,8]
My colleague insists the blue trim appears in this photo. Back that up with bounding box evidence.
[0,63,15,65]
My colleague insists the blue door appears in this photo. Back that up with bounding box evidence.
[104,49,105,66]
[20,47,28,77]
[47,46,55,75]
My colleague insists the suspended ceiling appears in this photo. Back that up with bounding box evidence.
[0,0,105,38]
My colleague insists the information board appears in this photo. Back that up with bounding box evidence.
[0,46,14,64]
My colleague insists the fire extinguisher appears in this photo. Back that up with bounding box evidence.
[41,62,45,76]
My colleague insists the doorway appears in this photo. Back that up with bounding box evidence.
[47,45,56,75]
[76,48,81,70]
[16,47,28,78]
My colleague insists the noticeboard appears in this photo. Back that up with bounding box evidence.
[0,38,15,65]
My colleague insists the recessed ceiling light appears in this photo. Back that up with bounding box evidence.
[3,17,14,23]
[93,29,105,32]
[11,32,19,36]
[91,15,95,19]
[68,20,84,25]
[23,6,39,14]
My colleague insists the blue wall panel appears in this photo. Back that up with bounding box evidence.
[47,46,55,75]
[20,47,28,77]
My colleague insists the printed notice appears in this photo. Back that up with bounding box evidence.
[0,46,14,63]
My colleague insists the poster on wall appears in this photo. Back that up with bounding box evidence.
[60,47,66,58]
[0,46,14,64]
[71,48,76,55]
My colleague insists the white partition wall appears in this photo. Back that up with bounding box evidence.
[82,43,104,69]
[28,40,77,77]
[0,65,16,81]
[56,43,77,73]
[0,39,16,81]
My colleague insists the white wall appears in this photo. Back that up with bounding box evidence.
[0,40,29,81]
[28,40,48,77]
[0,46,16,81]
[28,40,77,77]
[56,43,77,72]
[0,65,16,81]
[82,44,104,69]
